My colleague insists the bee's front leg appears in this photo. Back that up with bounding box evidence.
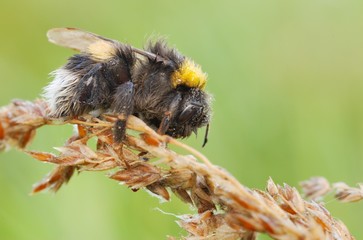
[158,111,172,135]
[157,93,182,135]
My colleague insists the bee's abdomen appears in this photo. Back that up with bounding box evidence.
[44,46,136,118]
[43,68,86,117]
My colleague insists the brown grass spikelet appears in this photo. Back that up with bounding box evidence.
[333,182,363,203]
[0,99,48,150]
[110,162,162,190]
[0,99,359,239]
[300,177,331,201]
[301,177,363,204]
[32,166,76,194]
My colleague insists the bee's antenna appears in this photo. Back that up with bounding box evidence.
[202,124,209,147]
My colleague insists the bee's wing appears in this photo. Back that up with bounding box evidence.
[47,28,117,52]
[47,28,163,62]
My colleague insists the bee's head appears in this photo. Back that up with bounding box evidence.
[166,87,212,144]
[167,58,211,146]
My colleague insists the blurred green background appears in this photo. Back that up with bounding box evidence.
[1,0,363,239]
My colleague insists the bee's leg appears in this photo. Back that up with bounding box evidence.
[112,81,135,143]
[114,117,127,143]
[157,93,182,135]
[72,63,112,114]
[158,112,172,135]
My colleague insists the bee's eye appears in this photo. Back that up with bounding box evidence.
[178,104,202,124]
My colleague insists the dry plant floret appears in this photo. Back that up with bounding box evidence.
[301,177,363,203]
[0,99,359,240]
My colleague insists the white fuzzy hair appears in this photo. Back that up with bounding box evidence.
[42,68,80,117]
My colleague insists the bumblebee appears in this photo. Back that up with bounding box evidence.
[44,28,212,146]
